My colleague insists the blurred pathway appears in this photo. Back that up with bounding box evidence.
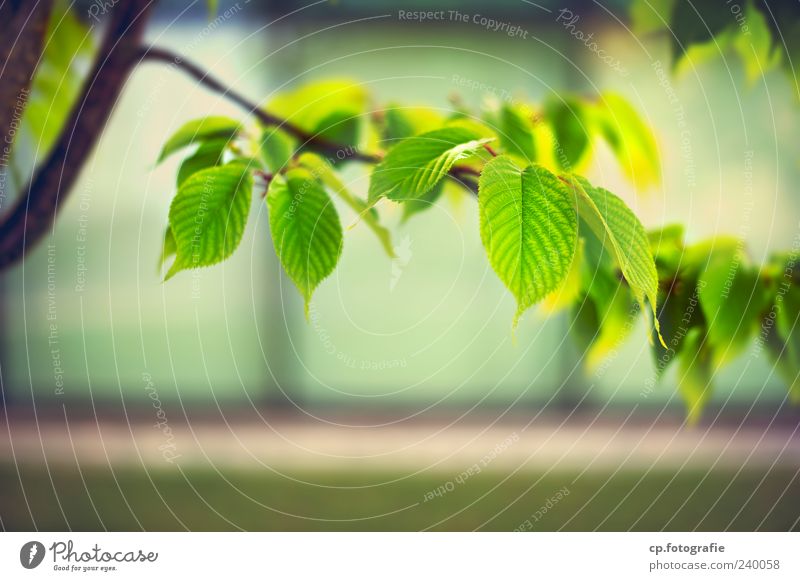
[2,408,798,473]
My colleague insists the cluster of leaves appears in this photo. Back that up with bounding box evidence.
[630,0,797,87]
[155,78,797,422]
[572,224,800,422]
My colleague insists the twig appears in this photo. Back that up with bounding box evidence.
[138,45,381,164]
[138,45,481,196]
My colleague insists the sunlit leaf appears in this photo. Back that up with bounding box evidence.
[383,106,444,142]
[578,233,637,369]
[368,126,491,204]
[498,102,536,163]
[732,0,781,83]
[542,238,583,314]
[566,175,662,344]
[158,116,241,163]
[629,0,676,35]
[697,244,768,367]
[267,168,343,312]
[260,126,295,173]
[677,327,714,425]
[543,96,589,171]
[166,164,252,279]
[267,79,367,148]
[479,156,578,326]
[176,139,228,187]
[592,93,660,191]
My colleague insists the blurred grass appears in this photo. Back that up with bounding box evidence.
[1,463,798,531]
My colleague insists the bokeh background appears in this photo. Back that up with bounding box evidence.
[1,0,798,531]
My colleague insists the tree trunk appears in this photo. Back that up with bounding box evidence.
[0,0,155,269]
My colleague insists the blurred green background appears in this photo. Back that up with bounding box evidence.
[3,0,799,411]
[1,0,798,531]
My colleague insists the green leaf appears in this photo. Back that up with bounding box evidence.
[267,168,343,311]
[297,152,394,258]
[629,0,676,35]
[542,237,584,314]
[176,139,228,187]
[697,245,768,367]
[776,284,800,358]
[673,28,736,77]
[260,127,295,173]
[566,175,663,345]
[677,327,714,425]
[571,294,600,357]
[383,106,444,142]
[158,116,241,163]
[774,283,800,403]
[311,107,361,146]
[498,103,536,163]
[592,93,661,191]
[763,286,800,404]
[267,79,367,147]
[578,234,638,369]
[478,156,578,326]
[648,224,685,277]
[652,276,704,375]
[543,96,589,171]
[368,127,492,204]
[764,329,800,404]
[165,165,253,279]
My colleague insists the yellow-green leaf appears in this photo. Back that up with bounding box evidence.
[267,168,343,312]
[158,116,241,163]
[479,156,578,326]
[166,164,252,279]
[368,126,492,205]
[567,175,663,345]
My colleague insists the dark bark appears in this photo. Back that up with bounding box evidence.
[0,0,54,148]
[0,0,156,269]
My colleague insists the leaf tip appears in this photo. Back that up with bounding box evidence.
[163,258,184,282]
[653,312,668,350]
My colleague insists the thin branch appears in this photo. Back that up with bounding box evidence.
[449,166,479,195]
[138,45,381,164]
[138,45,482,196]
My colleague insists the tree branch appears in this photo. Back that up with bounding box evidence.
[137,45,480,195]
[138,45,381,164]
[0,0,156,269]
[0,0,54,149]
